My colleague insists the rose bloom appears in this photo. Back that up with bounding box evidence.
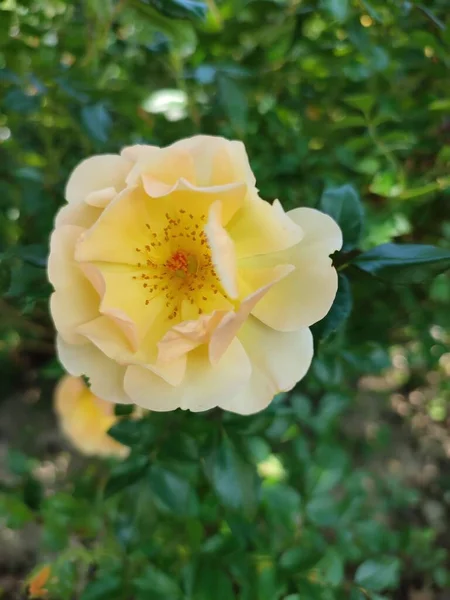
[49,136,342,414]
[55,375,128,457]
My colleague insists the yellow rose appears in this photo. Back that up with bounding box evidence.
[54,375,128,457]
[49,136,342,414]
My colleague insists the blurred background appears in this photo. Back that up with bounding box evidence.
[0,1,449,599]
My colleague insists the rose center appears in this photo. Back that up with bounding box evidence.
[165,250,198,278]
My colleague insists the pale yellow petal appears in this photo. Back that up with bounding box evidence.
[124,338,251,412]
[209,264,294,364]
[54,375,128,458]
[250,208,342,331]
[65,154,132,204]
[227,197,303,258]
[220,319,313,415]
[54,202,102,229]
[75,186,151,265]
[83,262,167,351]
[205,201,238,299]
[56,335,132,404]
[141,177,247,226]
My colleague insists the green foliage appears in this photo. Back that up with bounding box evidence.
[1,0,450,598]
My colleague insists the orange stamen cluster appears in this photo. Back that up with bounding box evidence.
[132,208,222,320]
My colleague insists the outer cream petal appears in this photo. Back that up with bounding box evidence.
[48,225,99,344]
[250,208,342,331]
[169,135,256,187]
[48,225,85,288]
[205,201,238,299]
[54,202,102,229]
[65,154,132,204]
[288,207,343,255]
[57,335,132,404]
[220,318,313,415]
[227,198,303,258]
[124,338,251,412]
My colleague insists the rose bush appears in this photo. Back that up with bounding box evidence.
[48,136,342,414]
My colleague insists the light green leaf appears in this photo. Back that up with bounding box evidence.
[317,548,344,586]
[355,558,400,591]
[80,577,123,600]
[134,566,181,599]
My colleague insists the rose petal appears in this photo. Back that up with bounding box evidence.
[205,201,238,299]
[124,338,251,412]
[227,197,303,258]
[66,154,132,204]
[220,318,313,415]
[250,208,342,331]
[57,335,132,404]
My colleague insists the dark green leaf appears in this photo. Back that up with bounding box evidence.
[148,465,198,516]
[321,0,349,21]
[193,566,234,600]
[114,404,135,417]
[108,418,156,448]
[354,558,400,591]
[311,274,352,343]
[354,243,450,283]
[81,103,111,143]
[319,184,364,250]
[104,455,149,498]
[80,576,123,600]
[205,434,259,517]
[134,566,181,599]
[217,75,248,135]
[145,0,207,20]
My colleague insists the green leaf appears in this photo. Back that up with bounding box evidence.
[321,0,349,21]
[145,0,207,20]
[354,558,400,591]
[108,418,156,448]
[114,404,135,417]
[81,103,111,143]
[80,576,123,600]
[354,243,450,284]
[344,94,375,115]
[133,566,181,599]
[205,434,259,517]
[193,567,234,600]
[311,274,352,343]
[217,75,248,135]
[104,455,149,498]
[148,465,198,516]
[317,548,344,586]
[319,184,364,250]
